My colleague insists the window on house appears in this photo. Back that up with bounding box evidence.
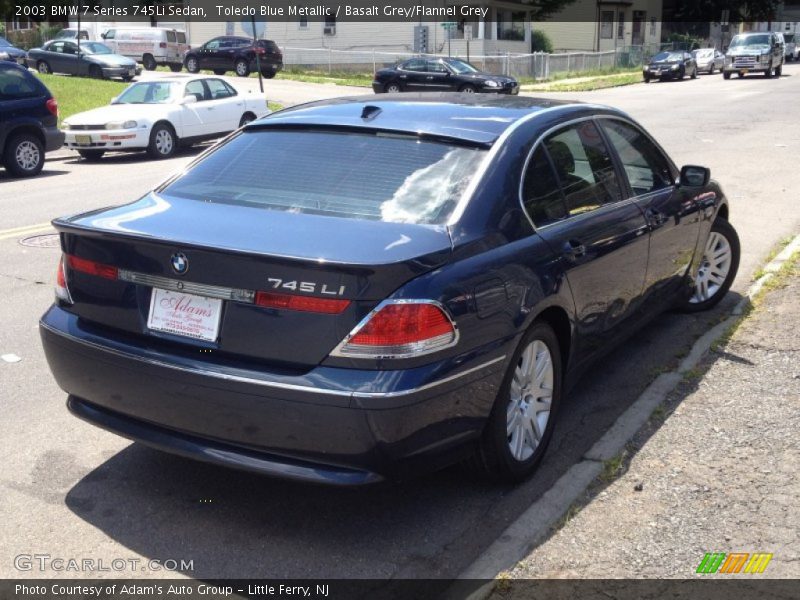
[617,11,625,39]
[324,15,336,35]
[497,10,525,41]
[600,11,613,39]
[299,16,308,29]
[650,18,657,36]
[12,18,32,31]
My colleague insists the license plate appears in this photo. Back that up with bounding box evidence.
[128,68,135,76]
[75,135,91,145]
[742,69,749,74]
[147,288,222,342]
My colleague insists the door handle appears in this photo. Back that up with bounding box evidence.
[562,239,586,262]
[645,208,668,227]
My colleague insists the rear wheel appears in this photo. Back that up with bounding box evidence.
[146,123,177,160]
[681,218,740,312]
[89,64,102,79]
[384,81,402,93]
[723,71,732,79]
[3,133,44,177]
[261,70,277,79]
[465,322,562,482]
[764,64,773,77]
[142,54,157,71]
[644,75,651,83]
[709,64,715,74]
[185,56,200,74]
[737,71,745,78]
[78,149,105,162]
[168,63,183,73]
[234,59,250,77]
[37,61,51,75]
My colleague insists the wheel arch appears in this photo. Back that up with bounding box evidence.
[530,305,572,373]
[3,123,46,149]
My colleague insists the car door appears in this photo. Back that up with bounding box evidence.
[43,41,66,73]
[203,78,242,133]
[599,117,702,300]
[60,41,82,75]
[424,59,454,90]
[199,38,222,70]
[397,59,427,90]
[179,79,210,138]
[521,120,650,359]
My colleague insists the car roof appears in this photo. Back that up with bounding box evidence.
[248,93,590,145]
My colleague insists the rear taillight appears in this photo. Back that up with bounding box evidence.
[66,254,118,280]
[55,256,72,304]
[46,98,58,117]
[159,42,167,48]
[332,300,457,358]
[255,291,350,314]
[255,47,266,55]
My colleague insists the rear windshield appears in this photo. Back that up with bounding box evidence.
[160,129,486,224]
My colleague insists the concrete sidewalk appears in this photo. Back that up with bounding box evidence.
[495,255,799,584]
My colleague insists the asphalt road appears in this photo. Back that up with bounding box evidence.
[1,67,799,582]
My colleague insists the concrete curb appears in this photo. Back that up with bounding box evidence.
[452,232,800,599]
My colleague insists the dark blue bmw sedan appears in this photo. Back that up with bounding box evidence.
[40,94,739,485]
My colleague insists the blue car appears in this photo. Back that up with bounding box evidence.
[40,94,740,485]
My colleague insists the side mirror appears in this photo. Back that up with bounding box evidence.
[180,95,197,105]
[101,33,107,39]
[679,165,710,187]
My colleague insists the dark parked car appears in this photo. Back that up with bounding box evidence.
[0,36,27,65]
[1,61,64,177]
[26,40,141,81]
[184,37,283,78]
[643,51,698,82]
[40,95,739,485]
[373,57,519,94]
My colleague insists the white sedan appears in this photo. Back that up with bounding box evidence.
[62,76,270,160]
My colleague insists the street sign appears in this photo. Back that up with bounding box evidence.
[241,19,266,38]
[441,21,457,29]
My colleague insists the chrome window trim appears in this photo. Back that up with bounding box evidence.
[330,298,460,359]
[517,113,679,233]
[40,320,503,399]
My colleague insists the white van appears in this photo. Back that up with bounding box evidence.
[101,27,188,71]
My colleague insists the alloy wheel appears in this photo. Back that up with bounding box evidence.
[690,232,732,304]
[15,140,41,172]
[506,339,553,462]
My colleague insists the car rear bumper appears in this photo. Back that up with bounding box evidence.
[40,305,508,484]
[64,128,149,151]
[44,125,66,153]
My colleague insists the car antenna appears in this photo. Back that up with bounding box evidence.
[361,105,382,120]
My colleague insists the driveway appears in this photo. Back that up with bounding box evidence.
[0,68,798,581]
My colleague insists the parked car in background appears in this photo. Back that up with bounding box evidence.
[643,51,698,82]
[373,57,519,94]
[41,95,739,485]
[27,41,141,81]
[54,29,91,41]
[692,48,725,74]
[724,32,785,78]
[0,61,64,177]
[184,37,283,78]
[782,33,797,61]
[62,76,269,160]
[0,37,27,65]
[101,27,187,72]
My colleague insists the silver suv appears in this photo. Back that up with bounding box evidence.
[724,32,785,78]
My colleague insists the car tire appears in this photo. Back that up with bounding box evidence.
[737,71,745,78]
[3,133,45,178]
[261,70,277,79]
[644,75,651,83]
[89,64,102,79]
[169,63,183,73]
[691,66,697,79]
[679,66,686,79]
[459,84,477,93]
[464,321,562,483]
[709,64,715,74]
[78,150,105,162]
[185,57,200,74]
[122,75,134,82]
[764,64,772,78]
[142,54,157,71]
[239,112,256,127]
[234,59,250,77]
[213,69,226,75]
[146,123,177,160]
[723,71,731,79]
[384,81,403,93]
[775,64,782,77]
[37,61,51,75]
[681,218,740,313]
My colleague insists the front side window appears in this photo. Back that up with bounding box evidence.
[160,130,486,225]
[543,121,622,217]
[601,119,674,196]
[117,81,176,104]
[522,146,568,227]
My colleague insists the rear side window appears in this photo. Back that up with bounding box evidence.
[600,119,674,196]
[177,32,187,43]
[0,67,44,100]
[521,146,568,227]
[206,78,236,99]
[543,121,623,217]
[167,31,176,43]
[161,130,486,225]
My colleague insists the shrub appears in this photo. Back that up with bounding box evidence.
[531,30,553,53]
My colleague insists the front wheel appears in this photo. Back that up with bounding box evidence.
[384,81,402,93]
[682,218,740,312]
[239,112,256,127]
[644,75,651,83]
[723,71,732,80]
[464,322,562,482]
[146,123,177,160]
[691,66,697,79]
[764,64,773,78]
[775,64,782,77]
[185,57,200,74]
[709,64,715,75]
[89,64,102,79]
[78,149,105,162]
[37,60,51,74]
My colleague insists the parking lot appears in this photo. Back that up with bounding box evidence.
[1,66,799,581]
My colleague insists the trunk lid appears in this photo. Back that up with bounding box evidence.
[57,193,452,368]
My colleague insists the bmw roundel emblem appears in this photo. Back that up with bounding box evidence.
[171,252,189,275]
